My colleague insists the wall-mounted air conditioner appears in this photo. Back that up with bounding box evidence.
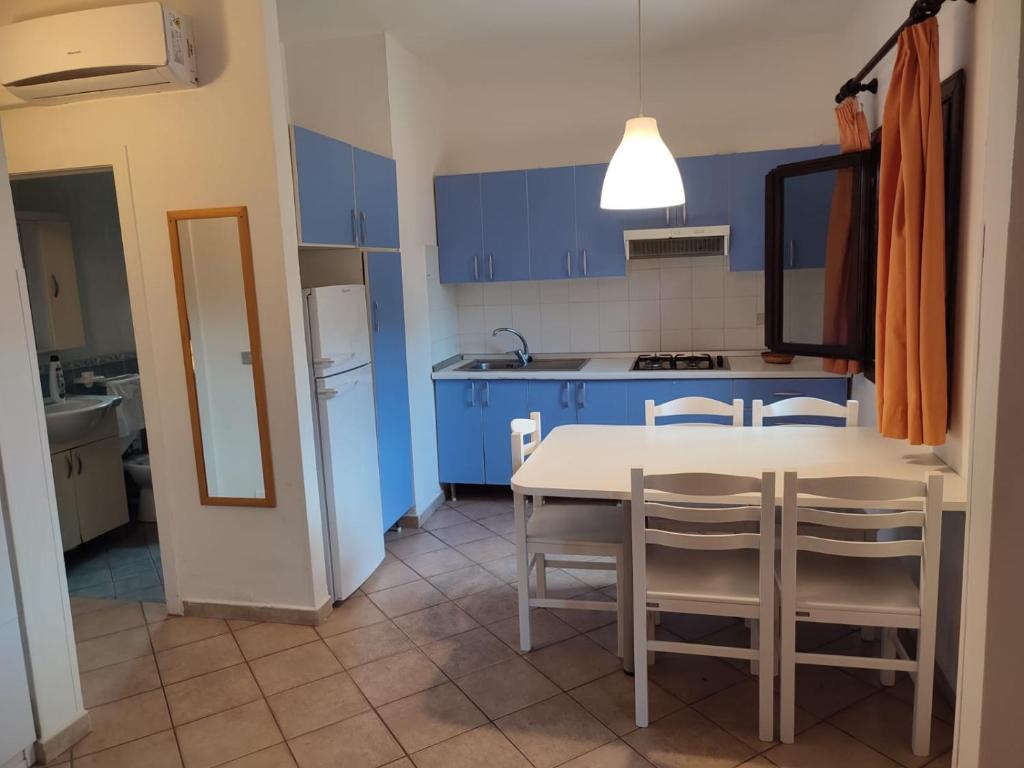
[0,2,197,105]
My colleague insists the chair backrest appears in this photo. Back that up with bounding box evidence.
[645,396,744,427]
[780,472,944,609]
[752,397,858,427]
[510,411,543,472]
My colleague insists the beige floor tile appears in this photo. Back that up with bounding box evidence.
[479,511,516,536]
[562,566,618,590]
[658,613,740,642]
[156,632,244,685]
[550,591,619,634]
[175,699,283,768]
[430,520,493,546]
[570,672,683,736]
[429,565,505,599]
[527,635,622,689]
[368,580,448,618]
[72,689,171,757]
[480,554,519,582]
[40,748,70,766]
[923,752,952,768]
[362,559,422,593]
[797,623,860,652]
[76,625,153,673]
[287,710,403,768]
[829,690,954,767]
[70,596,121,616]
[217,743,297,767]
[316,595,387,638]
[403,546,474,578]
[791,665,877,720]
[693,678,816,751]
[228,618,260,631]
[422,506,471,530]
[148,616,229,652]
[349,648,447,707]
[384,760,414,768]
[887,677,957,726]
[267,671,370,739]
[164,663,262,725]
[623,707,755,768]
[234,622,320,659]
[323,620,413,668]
[737,759,775,768]
[454,585,519,625]
[648,650,748,704]
[764,722,902,768]
[456,656,560,719]
[453,535,516,564]
[497,693,616,768]
[387,531,447,560]
[142,601,170,624]
[489,608,577,651]
[73,602,146,642]
[587,623,622,654]
[421,626,516,678]
[72,729,182,768]
[450,498,513,520]
[377,682,487,753]
[393,601,479,645]
[80,653,162,708]
[410,723,530,768]
[558,740,655,768]
[518,568,592,599]
[249,640,343,696]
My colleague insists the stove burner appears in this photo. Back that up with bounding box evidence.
[633,354,675,371]
[631,352,727,371]
[675,353,714,370]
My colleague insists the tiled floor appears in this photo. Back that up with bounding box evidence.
[65,521,165,603]
[57,494,955,768]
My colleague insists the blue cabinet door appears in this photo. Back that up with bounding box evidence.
[626,380,734,425]
[293,126,356,246]
[354,148,400,249]
[367,252,415,529]
[575,381,629,425]
[435,174,483,284]
[676,154,729,227]
[527,381,578,438]
[732,378,849,426]
[481,171,531,282]
[480,381,530,484]
[435,380,485,484]
[528,167,577,280]
[574,163,628,278]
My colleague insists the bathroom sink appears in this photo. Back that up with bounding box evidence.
[44,395,121,445]
[457,357,589,372]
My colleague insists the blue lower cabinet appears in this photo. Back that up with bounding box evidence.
[436,380,485,484]
[732,378,849,426]
[480,381,530,484]
[527,381,578,437]
[626,380,734,425]
[575,381,629,425]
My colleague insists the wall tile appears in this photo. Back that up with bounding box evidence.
[599,332,628,352]
[569,303,600,352]
[598,302,629,334]
[691,297,724,329]
[597,278,628,302]
[692,265,724,298]
[660,329,692,351]
[510,281,540,305]
[456,283,483,306]
[568,280,600,303]
[482,282,512,305]
[723,328,762,350]
[660,299,692,330]
[692,328,725,350]
[660,268,692,299]
[458,306,485,336]
[628,269,661,301]
[723,296,756,329]
[629,330,660,351]
[540,304,571,352]
[723,270,759,298]
[539,280,569,304]
[628,301,660,331]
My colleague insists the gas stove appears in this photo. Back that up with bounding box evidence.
[631,352,728,371]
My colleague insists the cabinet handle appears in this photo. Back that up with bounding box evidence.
[488,253,494,281]
[788,240,796,268]
[473,254,480,281]
[683,202,688,226]
[581,249,588,277]
[51,274,60,298]
[372,300,381,333]
[577,382,587,408]
[773,391,803,398]
[565,251,572,277]
[65,454,73,479]
[360,211,368,244]
[351,209,358,244]
[467,382,476,407]
[75,454,83,475]
[482,381,490,407]
[561,381,570,407]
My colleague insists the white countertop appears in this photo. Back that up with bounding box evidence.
[431,352,848,380]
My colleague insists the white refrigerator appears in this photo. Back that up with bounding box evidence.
[305,285,384,601]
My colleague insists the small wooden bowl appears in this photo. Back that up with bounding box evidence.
[761,351,795,365]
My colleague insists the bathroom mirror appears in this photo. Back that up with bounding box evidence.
[167,207,276,507]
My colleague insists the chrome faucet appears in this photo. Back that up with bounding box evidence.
[492,327,531,365]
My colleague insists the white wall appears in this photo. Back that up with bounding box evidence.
[1,0,328,615]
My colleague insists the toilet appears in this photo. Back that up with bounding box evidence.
[104,374,156,522]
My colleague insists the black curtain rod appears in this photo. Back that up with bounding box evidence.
[834,0,976,104]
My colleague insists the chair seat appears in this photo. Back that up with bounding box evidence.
[527,504,622,546]
[790,552,921,617]
[645,546,760,605]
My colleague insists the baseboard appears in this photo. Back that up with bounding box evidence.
[398,492,446,529]
[183,595,333,627]
[35,710,90,765]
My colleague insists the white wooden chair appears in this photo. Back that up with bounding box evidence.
[630,469,776,741]
[778,472,944,757]
[511,413,627,655]
[645,396,744,426]
[752,397,859,427]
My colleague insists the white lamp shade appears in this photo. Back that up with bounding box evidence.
[601,116,685,210]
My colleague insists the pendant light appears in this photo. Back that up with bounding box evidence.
[601,0,685,210]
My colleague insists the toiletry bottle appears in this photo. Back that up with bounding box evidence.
[48,355,66,403]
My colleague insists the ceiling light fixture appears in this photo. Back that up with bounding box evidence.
[601,0,685,210]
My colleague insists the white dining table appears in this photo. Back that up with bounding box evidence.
[509,424,967,672]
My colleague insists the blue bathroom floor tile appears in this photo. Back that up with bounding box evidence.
[70,582,116,600]
[67,568,114,592]
[114,572,162,596]
[110,559,158,581]
[116,585,165,603]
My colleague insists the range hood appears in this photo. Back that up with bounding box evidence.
[623,225,730,260]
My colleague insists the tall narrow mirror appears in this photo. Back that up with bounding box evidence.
[168,207,275,507]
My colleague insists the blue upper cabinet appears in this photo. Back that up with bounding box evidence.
[367,252,414,530]
[527,167,577,280]
[354,148,400,249]
[676,154,729,227]
[436,174,483,283]
[293,126,356,246]
[574,163,629,278]
[480,171,531,282]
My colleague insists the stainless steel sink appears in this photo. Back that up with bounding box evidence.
[457,357,589,372]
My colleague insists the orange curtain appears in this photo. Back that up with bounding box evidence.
[876,17,947,445]
[822,98,871,374]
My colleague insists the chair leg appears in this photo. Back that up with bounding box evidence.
[913,629,938,757]
[654,611,662,626]
[535,554,547,599]
[646,613,656,666]
[513,493,531,652]
[779,616,796,744]
[750,619,760,675]
[634,606,649,728]
[880,627,897,687]
[615,553,626,659]
[758,608,775,742]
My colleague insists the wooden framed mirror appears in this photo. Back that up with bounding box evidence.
[167,206,276,507]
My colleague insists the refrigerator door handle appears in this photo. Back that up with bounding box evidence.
[312,357,335,368]
[318,388,338,400]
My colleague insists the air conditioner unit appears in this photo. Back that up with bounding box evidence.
[0,3,197,105]
[623,225,730,261]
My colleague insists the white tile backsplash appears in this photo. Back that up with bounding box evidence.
[455,256,765,354]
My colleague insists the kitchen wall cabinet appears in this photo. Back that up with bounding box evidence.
[52,436,129,548]
[527,167,577,280]
[18,217,85,353]
[435,174,484,283]
[367,251,414,529]
[354,148,400,249]
[672,154,730,228]
[572,163,630,278]
[481,171,531,282]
